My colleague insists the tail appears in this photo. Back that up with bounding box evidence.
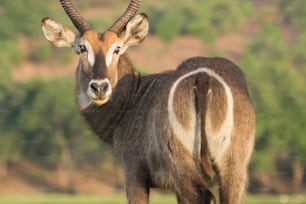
[194,77,221,204]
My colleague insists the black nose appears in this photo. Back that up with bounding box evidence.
[90,82,109,95]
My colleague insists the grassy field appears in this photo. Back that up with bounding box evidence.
[0,194,174,204]
[0,194,305,204]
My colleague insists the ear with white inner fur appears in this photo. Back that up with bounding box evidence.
[117,13,149,54]
[41,17,77,48]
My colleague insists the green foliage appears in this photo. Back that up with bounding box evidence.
[0,1,55,39]
[0,63,13,100]
[242,24,306,175]
[0,0,306,193]
[291,30,306,74]
[31,45,74,64]
[186,0,252,41]
[30,44,53,62]
[0,0,75,64]
[1,193,304,204]
[1,78,107,168]
[155,9,184,42]
[144,0,252,42]
[280,0,306,32]
[0,40,24,67]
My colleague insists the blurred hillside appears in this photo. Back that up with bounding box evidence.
[0,0,306,195]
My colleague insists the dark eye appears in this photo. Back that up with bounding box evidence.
[114,46,120,54]
[79,45,87,53]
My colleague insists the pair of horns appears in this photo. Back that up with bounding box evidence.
[60,0,142,34]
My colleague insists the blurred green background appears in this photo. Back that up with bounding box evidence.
[0,0,305,201]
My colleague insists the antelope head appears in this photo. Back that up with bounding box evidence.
[41,0,149,109]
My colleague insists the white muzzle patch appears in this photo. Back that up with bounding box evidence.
[87,78,112,106]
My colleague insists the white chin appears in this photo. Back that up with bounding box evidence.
[93,98,109,106]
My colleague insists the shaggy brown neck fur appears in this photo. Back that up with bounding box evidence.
[80,53,143,145]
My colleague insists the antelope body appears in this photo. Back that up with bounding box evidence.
[41,0,255,203]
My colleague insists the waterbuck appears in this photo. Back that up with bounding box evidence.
[41,0,255,203]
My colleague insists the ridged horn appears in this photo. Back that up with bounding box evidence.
[108,0,142,34]
[59,0,91,34]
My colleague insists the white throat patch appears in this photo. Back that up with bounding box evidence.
[77,92,91,111]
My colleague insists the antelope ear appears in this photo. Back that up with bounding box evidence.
[118,13,149,52]
[41,17,77,48]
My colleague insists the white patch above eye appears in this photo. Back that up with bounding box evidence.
[83,39,95,67]
[106,41,118,67]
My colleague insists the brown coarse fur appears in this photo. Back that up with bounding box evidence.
[79,56,255,204]
[41,1,255,203]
